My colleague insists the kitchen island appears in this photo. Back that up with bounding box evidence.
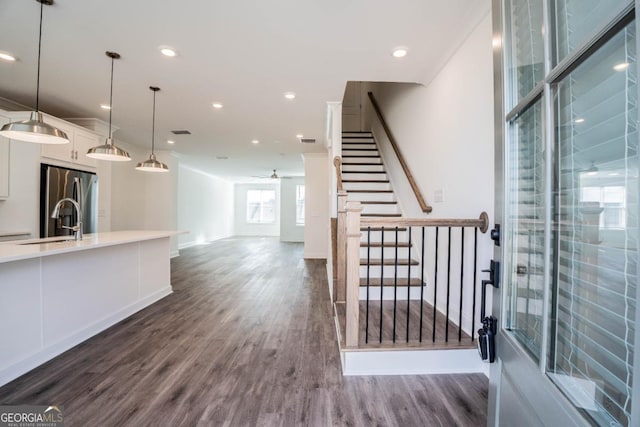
[0,231,180,386]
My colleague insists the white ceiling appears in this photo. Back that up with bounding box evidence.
[0,0,489,180]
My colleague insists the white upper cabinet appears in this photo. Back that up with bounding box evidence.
[0,113,9,199]
[39,115,98,169]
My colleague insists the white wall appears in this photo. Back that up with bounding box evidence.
[303,153,329,259]
[110,142,179,255]
[234,183,280,236]
[177,165,234,247]
[280,177,305,242]
[361,13,495,332]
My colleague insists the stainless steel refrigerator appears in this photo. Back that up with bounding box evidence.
[40,164,98,238]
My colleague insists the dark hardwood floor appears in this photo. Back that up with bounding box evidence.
[0,237,488,426]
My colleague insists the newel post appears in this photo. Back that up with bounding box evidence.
[336,191,348,303]
[345,201,362,347]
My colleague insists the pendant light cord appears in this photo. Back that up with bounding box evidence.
[151,90,156,155]
[35,0,44,112]
[108,56,114,139]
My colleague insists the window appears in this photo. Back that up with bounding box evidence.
[295,185,305,226]
[246,190,276,224]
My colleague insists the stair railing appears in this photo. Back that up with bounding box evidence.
[344,201,489,348]
[367,92,432,214]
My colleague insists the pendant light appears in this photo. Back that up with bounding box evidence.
[0,0,69,145]
[86,51,131,161]
[136,87,169,172]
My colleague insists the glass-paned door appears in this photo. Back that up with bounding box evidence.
[494,0,638,426]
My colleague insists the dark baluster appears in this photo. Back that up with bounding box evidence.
[379,227,384,343]
[445,227,452,342]
[406,226,412,342]
[458,228,465,342]
[393,227,399,343]
[366,226,371,344]
[433,227,439,343]
[419,227,425,343]
[472,227,478,341]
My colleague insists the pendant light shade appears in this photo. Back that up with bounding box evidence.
[136,86,169,173]
[0,0,70,145]
[87,51,131,161]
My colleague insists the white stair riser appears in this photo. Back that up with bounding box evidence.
[360,246,411,259]
[342,150,379,157]
[342,157,382,164]
[361,204,400,214]
[359,287,425,300]
[342,135,373,140]
[342,172,388,181]
[342,164,385,172]
[347,192,395,202]
[343,182,391,191]
[342,143,377,150]
[362,265,423,278]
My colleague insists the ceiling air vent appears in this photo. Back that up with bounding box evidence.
[171,130,191,135]
[300,138,316,144]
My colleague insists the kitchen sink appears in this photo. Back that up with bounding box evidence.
[16,237,77,245]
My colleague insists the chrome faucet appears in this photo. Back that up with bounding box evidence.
[51,198,83,241]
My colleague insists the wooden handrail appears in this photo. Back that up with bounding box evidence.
[334,156,344,192]
[368,92,432,214]
[360,211,489,233]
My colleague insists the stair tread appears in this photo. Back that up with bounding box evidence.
[360,258,419,266]
[360,201,397,204]
[360,278,424,286]
[342,162,384,166]
[343,171,387,174]
[349,190,393,193]
[342,148,378,151]
[342,155,381,158]
[361,242,410,247]
[343,180,389,183]
[362,213,402,217]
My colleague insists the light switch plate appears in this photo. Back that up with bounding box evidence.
[434,189,445,203]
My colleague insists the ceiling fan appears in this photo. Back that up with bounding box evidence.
[251,169,292,180]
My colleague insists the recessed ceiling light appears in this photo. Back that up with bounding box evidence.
[160,47,177,57]
[296,134,304,138]
[167,140,175,145]
[216,156,228,160]
[284,92,296,100]
[100,104,111,110]
[251,139,260,144]
[574,118,584,123]
[609,172,620,176]
[212,102,223,109]
[0,52,16,62]
[392,47,408,58]
[614,62,630,71]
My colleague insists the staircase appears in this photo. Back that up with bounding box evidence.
[341,131,424,300]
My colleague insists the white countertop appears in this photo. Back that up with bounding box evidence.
[0,230,183,264]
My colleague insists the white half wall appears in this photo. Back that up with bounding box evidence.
[303,152,329,259]
[234,183,280,236]
[177,165,234,247]
[280,177,304,242]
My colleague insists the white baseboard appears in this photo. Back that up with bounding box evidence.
[0,287,173,387]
